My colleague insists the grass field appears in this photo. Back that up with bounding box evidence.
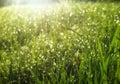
[0,2,120,84]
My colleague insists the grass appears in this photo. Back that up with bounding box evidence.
[0,2,120,84]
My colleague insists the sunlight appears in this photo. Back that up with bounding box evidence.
[15,0,20,4]
[13,0,60,12]
[10,0,61,16]
[14,0,60,5]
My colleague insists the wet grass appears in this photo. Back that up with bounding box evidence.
[0,2,120,84]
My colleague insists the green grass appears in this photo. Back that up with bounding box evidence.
[0,2,120,84]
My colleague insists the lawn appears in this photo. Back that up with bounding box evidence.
[0,2,120,84]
